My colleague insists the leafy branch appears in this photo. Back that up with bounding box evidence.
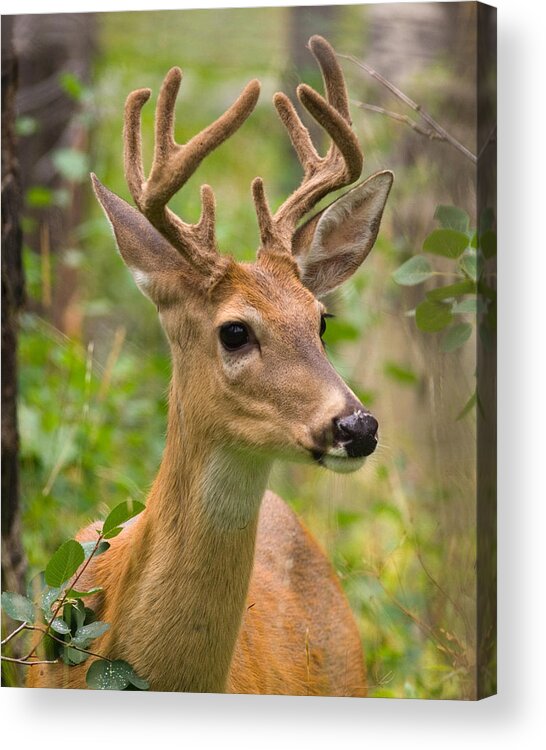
[1,498,148,690]
[391,203,496,418]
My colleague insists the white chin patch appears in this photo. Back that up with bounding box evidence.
[321,454,366,474]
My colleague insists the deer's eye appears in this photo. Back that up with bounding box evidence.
[320,315,327,338]
[320,313,334,339]
[219,322,250,351]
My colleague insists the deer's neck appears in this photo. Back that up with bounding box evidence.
[104,397,271,693]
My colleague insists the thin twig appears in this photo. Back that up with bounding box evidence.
[22,532,104,662]
[338,52,477,164]
[353,101,443,141]
[29,624,112,662]
[2,620,112,668]
[2,656,58,666]
[1,621,27,646]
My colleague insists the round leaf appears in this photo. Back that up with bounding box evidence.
[127,670,149,691]
[1,591,36,623]
[102,500,145,539]
[480,229,497,258]
[74,621,110,645]
[392,256,433,286]
[51,617,71,635]
[45,540,85,587]
[86,659,132,690]
[81,540,110,560]
[434,205,470,232]
[453,298,481,314]
[423,229,469,259]
[440,323,472,352]
[460,254,478,281]
[41,585,62,616]
[415,300,453,332]
[426,279,475,301]
[61,646,90,666]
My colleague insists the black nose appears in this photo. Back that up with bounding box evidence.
[333,411,379,458]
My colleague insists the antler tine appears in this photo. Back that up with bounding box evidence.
[124,87,152,206]
[123,68,260,272]
[254,35,363,252]
[308,34,351,123]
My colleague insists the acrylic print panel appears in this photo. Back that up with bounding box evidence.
[1,2,496,699]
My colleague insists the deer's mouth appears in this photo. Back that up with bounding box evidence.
[312,447,367,474]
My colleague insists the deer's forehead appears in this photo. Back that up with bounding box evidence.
[214,261,320,322]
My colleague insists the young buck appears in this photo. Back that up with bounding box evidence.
[29,36,392,694]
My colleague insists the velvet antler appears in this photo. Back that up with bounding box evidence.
[252,35,363,254]
[124,67,260,275]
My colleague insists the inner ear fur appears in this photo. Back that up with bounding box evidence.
[291,170,393,297]
[91,174,198,305]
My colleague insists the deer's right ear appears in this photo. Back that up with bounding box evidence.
[91,174,188,305]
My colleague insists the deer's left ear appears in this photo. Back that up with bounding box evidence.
[292,170,393,297]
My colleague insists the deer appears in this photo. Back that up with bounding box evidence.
[28,35,393,695]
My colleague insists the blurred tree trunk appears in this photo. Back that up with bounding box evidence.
[1,16,26,596]
[14,13,96,337]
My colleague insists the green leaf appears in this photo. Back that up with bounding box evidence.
[61,647,90,666]
[392,256,433,286]
[480,229,497,259]
[50,617,71,635]
[41,586,62,616]
[434,205,470,233]
[127,670,149,691]
[383,361,419,386]
[453,298,481,314]
[440,323,472,352]
[45,540,85,587]
[64,600,87,632]
[1,591,36,623]
[415,300,453,332]
[423,229,469,259]
[26,186,53,208]
[81,540,110,560]
[52,148,90,182]
[460,254,478,281]
[102,500,145,539]
[59,71,84,101]
[425,279,475,301]
[66,587,103,600]
[86,659,131,690]
[73,621,110,645]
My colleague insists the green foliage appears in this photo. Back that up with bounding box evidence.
[423,228,468,259]
[86,659,149,690]
[102,499,145,539]
[1,504,148,689]
[440,322,472,352]
[392,256,433,286]
[1,592,36,624]
[392,204,496,355]
[45,540,85,587]
[415,299,453,332]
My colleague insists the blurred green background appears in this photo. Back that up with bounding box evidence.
[12,3,481,698]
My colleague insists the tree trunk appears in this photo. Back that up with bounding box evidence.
[1,15,26,597]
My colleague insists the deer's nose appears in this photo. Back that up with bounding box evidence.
[333,411,379,458]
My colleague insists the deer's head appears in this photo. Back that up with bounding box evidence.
[93,36,392,474]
